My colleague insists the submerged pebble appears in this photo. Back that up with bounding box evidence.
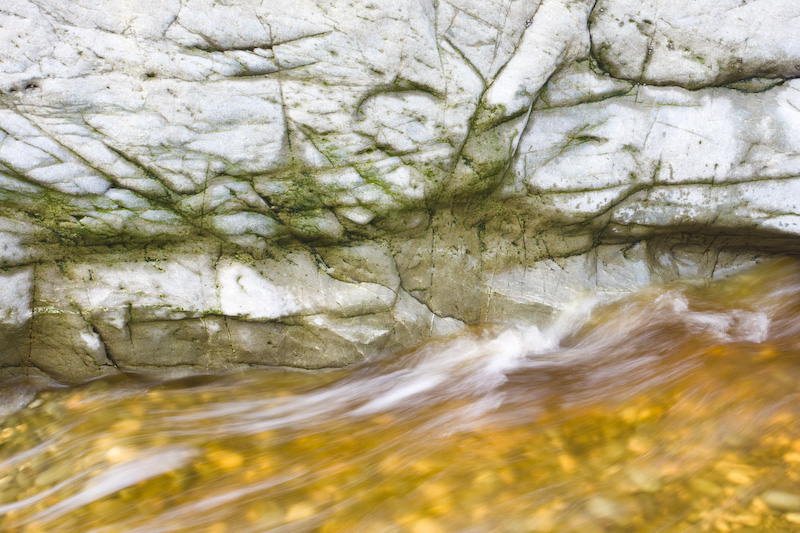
[761,490,800,512]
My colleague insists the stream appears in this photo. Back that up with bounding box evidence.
[2,259,800,532]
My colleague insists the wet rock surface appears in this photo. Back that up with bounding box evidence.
[1,0,800,380]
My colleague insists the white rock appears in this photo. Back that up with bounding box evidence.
[208,212,280,236]
[512,81,800,230]
[487,255,596,311]
[0,267,33,326]
[1,0,800,380]
[537,60,634,109]
[39,256,219,318]
[334,207,376,225]
[218,262,299,320]
[482,0,594,122]
[591,0,800,88]
[217,252,397,321]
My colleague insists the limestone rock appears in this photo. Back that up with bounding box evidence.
[508,79,800,233]
[1,0,799,382]
[590,0,800,88]
[0,267,33,370]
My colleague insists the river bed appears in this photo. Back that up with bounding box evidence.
[2,259,800,532]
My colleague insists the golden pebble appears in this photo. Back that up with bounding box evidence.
[310,486,336,504]
[361,520,395,533]
[206,522,227,533]
[727,513,760,527]
[471,470,499,493]
[725,471,752,485]
[22,520,46,533]
[558,453,577,473]
[395,513,417,526]
[318,519,345,533]
[627,436,652,455]
[770,412,793,425]
[784,452,800,463]
[412,460,434,474]
[112,419,142,434]
[65,395,83,409]
[772,434,793,449]
[689,477,723,497]
[293,435,319,449]
[208,450,244,471]
[285,502,316,522]
[372,414,395,425]
[419,482,449,501]
[341,436,359,448]
[470,505,489,521]
[495,490,517,505]
[620,407,639,423]
[0,428,13,439]
[244,507,261,522]
[485,434,515,455]
[247,501,283,527]
[755,345,777,361]
[498,467,515,484]
[378,454,404,475]
[106,446,136,463]
[705,346,726,357]
[785,513,800,524]
[255,456,275,473]
[150,435,170,447]
[325,461,351,477]
[546,432,565,449]
[713,518,731,532]
[409,517,446,533]
[659,461,680,477]
[431,500,452,515]
[95,436,116,450]
[526,508,558,533]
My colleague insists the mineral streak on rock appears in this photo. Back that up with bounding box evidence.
[1,0,799,382]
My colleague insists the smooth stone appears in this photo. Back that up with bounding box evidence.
[761,490,800,512]
[586,496,635,526]
[626,466,662,493]
[785,513,800,524]
[689,477,723,497]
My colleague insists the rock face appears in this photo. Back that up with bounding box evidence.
[590,0,800,88]
[1,0,799,383]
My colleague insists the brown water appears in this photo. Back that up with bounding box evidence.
[3,259,800,532]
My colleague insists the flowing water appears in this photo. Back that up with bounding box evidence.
[3,259,800,532]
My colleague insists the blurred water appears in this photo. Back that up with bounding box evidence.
[2,259,800,532]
